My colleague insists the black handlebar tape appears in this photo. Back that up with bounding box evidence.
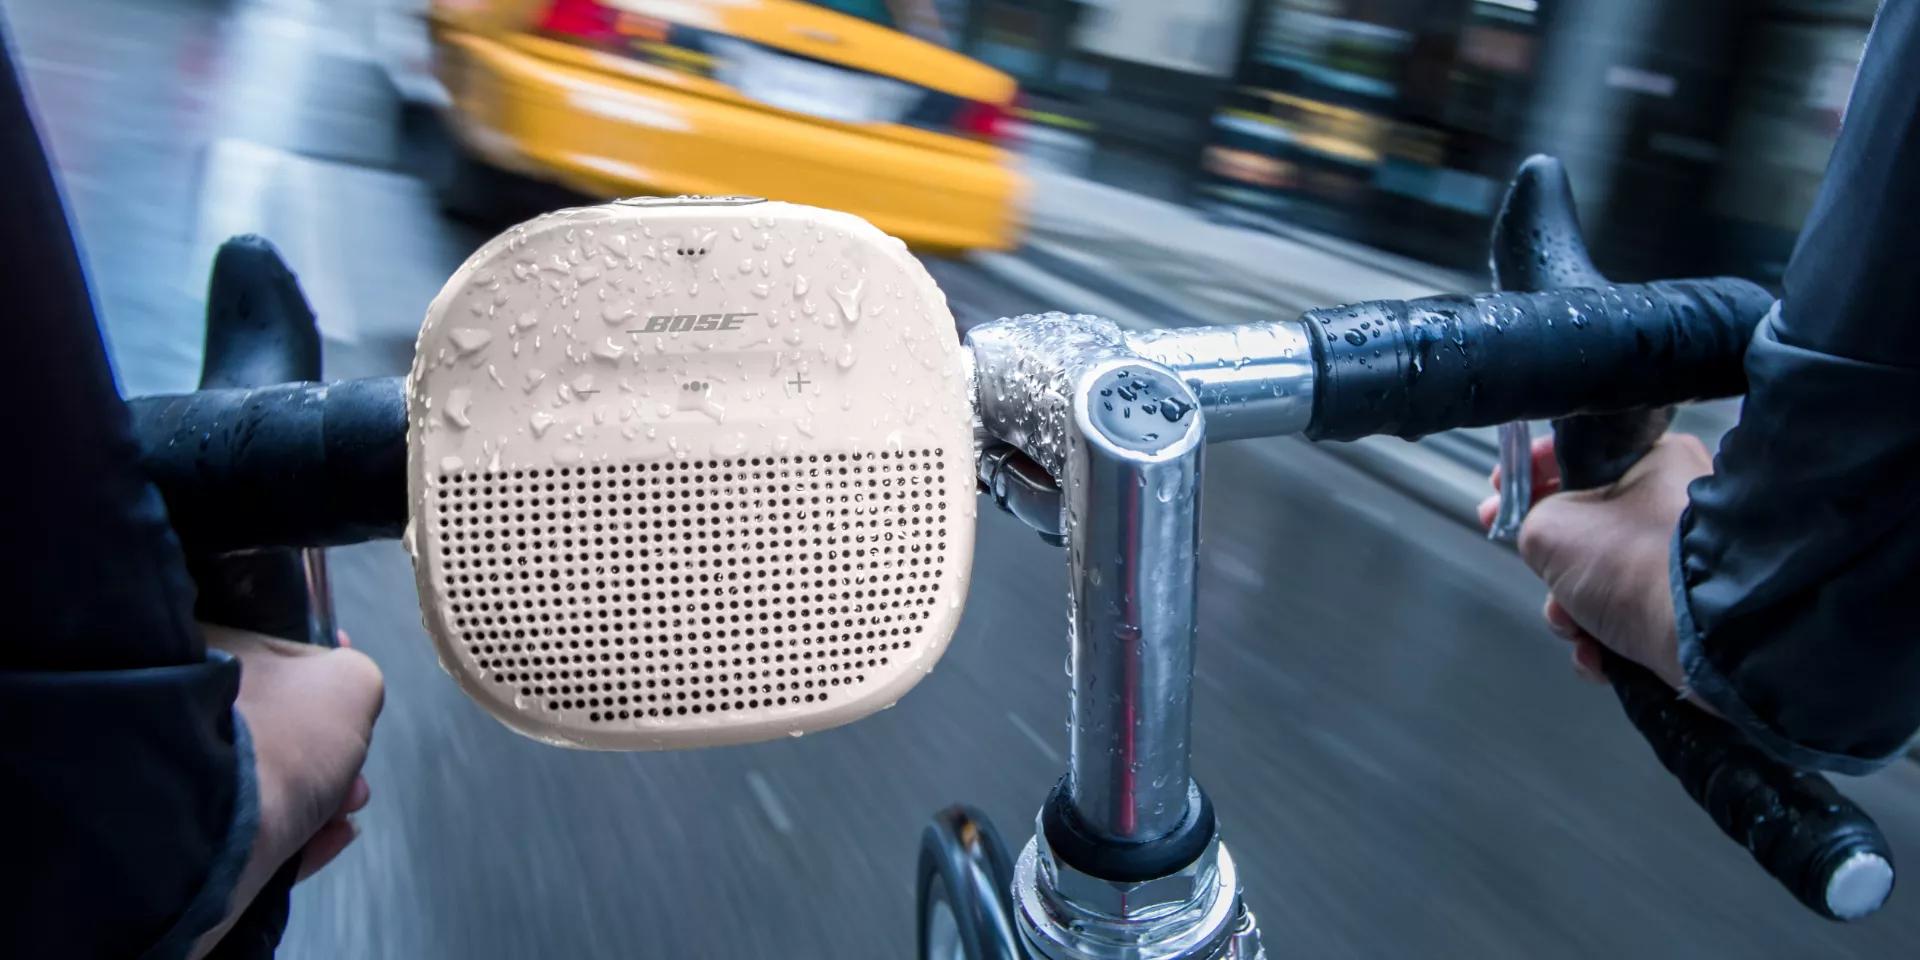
[1555,384,1896,923]
[1300,278,1770,442]
[127,377,407,553]
[1490,154,1688,504]
[1604,654,1894,920]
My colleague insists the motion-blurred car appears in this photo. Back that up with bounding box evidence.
[426,0,1025,251]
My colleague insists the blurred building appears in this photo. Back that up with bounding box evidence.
[949,0,1876,282]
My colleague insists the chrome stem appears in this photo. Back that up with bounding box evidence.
[1064,359,1205,843]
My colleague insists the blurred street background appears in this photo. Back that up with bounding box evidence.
[6,0,1916,955]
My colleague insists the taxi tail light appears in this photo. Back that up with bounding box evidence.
[538,0,619,47]
[955,97,1016,143]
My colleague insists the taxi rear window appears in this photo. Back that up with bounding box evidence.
[805,0,894,28]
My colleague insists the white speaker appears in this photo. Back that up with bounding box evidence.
[406,197,977,749]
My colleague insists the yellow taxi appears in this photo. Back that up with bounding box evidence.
[427,0,1025,251]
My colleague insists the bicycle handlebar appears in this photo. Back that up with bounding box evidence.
[127,378,406,553]
[1299,278,1770,441]
[127,165,1892,922]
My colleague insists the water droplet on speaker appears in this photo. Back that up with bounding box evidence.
[450,327,493,356]
[831,279,864,324]
[443,388,473,429]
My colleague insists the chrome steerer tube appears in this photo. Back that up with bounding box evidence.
[1064,360,1206,842]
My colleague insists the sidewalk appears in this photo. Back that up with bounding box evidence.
[970,167,1742,527]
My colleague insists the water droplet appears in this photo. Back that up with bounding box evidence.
[831,279,864,324]
[443,388,473,429]
[835,344,856,369]
[529,412,556,437]
[450,328,493,356]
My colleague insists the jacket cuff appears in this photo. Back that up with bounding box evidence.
[141,663,262,959]
[1670,522,1896,776]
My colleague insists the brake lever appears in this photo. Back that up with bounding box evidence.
[1487,421,1530,544]
[978,442,1065,545]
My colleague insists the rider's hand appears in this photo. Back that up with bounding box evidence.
[190,626,385,959]
[1477,433,1712,692]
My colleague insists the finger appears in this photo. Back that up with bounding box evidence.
[1543,595,1582,639]
[1531,434,1561,488]
[1571,638,1609,684]
[1489,440,1565,504]
[1477,494,1499,530]
[295,817,359,883]
[1530,474,1562,505]
[336,629,352,649]
[342,775,371,814]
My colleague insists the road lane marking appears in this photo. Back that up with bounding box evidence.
[745,770,794,835]
[1007,711,1063,765]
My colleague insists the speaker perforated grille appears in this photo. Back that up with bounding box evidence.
[430,450,951,727]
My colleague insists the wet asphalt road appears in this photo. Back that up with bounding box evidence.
[10,0,1920,956]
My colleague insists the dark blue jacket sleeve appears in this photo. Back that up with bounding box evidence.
[0,18,260,959]
[1674,1,1920,774]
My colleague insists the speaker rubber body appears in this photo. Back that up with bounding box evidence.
[407,197,977,749]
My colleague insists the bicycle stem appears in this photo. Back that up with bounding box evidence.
[969,314,1270,958]
[1063,360,1206,843]
[969,314,1315,848]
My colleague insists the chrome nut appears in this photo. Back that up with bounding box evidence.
[1038,828,1222,923]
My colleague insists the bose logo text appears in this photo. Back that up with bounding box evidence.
[640,312,754,333]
